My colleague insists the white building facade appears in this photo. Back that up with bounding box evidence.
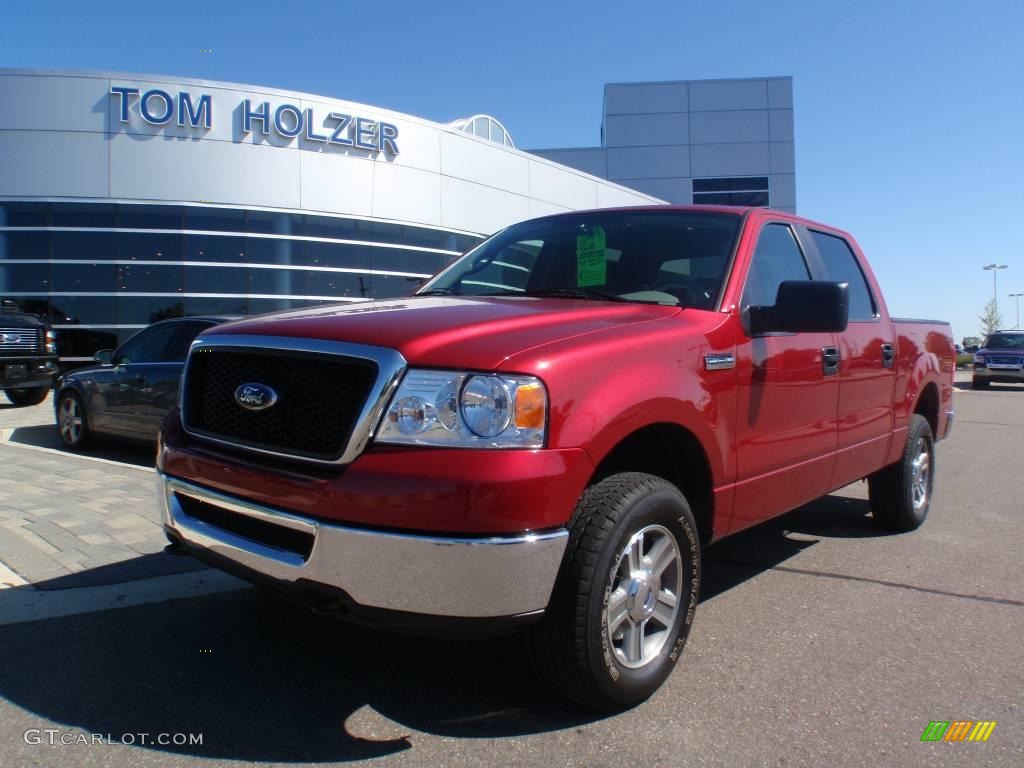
[529,77,796,213]
[0,69,661,361]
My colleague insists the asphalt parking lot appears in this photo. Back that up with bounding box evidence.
[0,374,1021,767]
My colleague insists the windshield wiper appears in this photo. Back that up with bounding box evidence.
[416,287,460,296]
[520,288,630,302]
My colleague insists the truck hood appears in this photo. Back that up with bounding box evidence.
[207,296,682,370]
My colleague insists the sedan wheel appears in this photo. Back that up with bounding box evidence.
[57,392,90,449]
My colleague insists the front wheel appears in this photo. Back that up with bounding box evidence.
[527,472,701,711]
[4,387,50,407]
[972,378,989,390]
[868,414,935,532]
[56,390,91,449]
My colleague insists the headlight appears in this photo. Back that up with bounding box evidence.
[45,329,57,354]
[974,353,986,365]
[377,369,547,448]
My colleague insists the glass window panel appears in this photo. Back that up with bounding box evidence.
[306,241,369,271]
[306,270,370,299]
[730,177,769,191]
[183,265,248,294]
[117,232,183,262]
[118,297,184,325]
[184,207,246,233]
[55,328,122,359]
[50,203,116,228]
[0,231,50,260]
[183,296,249,317]
[400,225,446,250]
[370,274,416,299]
[0,202,49,227]
[692,178,732,193]
[452,234,484,253]
[249,265,305,296]
[306,215,359,240]
[741,224,810,308]
[1,297,49,320]
[0,263,50,292]
[371,247,413,274]
[246,236,304,267]
[247,298,296,315]
[729,191,770,206]
[52,295,116,325]
[247,210,304,236]
[406,252,445,277]
[185,234,249,263]
[118,204,183,230]
[51,262,118,292]
[357,220,405,245]
[489,120,505,144]
[52,231,117,260]
[810,231,877,321]
[692,192,732,205]
[118,263,183,293]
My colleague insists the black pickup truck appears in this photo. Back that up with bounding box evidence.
[0,301,58,406]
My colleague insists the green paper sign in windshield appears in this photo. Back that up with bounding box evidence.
[576,225,607,287]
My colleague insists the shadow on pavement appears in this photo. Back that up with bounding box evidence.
[32,551,206,592]
[953,380,1023,392]
[4,424,156,468]
[0,491,878,762]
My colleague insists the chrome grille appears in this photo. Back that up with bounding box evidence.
[180,335,407,466]
[0,327,41,355]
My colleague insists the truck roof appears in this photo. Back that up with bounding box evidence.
[532,205,854,240]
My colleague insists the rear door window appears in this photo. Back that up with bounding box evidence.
[809,231,877,321]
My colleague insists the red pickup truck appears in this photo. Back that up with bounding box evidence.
[157,206,954,710]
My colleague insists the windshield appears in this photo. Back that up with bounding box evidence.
[420,211,741,309]
[984,333,1024,349]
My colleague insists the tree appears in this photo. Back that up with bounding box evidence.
[979,299,1003,337]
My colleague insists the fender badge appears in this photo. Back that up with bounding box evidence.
[704,353,735,371]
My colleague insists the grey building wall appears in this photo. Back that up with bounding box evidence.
[529,76,796,213]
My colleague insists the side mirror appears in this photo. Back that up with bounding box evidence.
[748,281,849,336]
[93,349,114,364]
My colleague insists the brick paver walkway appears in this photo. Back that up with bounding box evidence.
[0,395,203,586]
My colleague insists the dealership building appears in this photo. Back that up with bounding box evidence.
[0,69,795,362]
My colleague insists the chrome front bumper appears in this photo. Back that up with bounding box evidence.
[157,474,568,619]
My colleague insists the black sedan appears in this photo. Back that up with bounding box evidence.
[54,317,231,449]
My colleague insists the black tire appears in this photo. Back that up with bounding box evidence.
[972,378,989,390]
[527,472,701,711]
[4,387,50,407]
[56,390,91,450]
[868,414,935,532]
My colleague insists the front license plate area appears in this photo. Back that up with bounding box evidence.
[5,364,27,379]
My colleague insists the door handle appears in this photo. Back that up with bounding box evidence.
[135,375,146,384]
[881,343,895,369]
[822,346,840,376]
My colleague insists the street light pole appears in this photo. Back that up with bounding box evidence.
[983,264,1008,312]
[1010,292,1024,330]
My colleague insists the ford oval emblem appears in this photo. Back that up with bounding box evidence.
[234,382,278,412]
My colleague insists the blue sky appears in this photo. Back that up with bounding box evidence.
[4,0,1022,340]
